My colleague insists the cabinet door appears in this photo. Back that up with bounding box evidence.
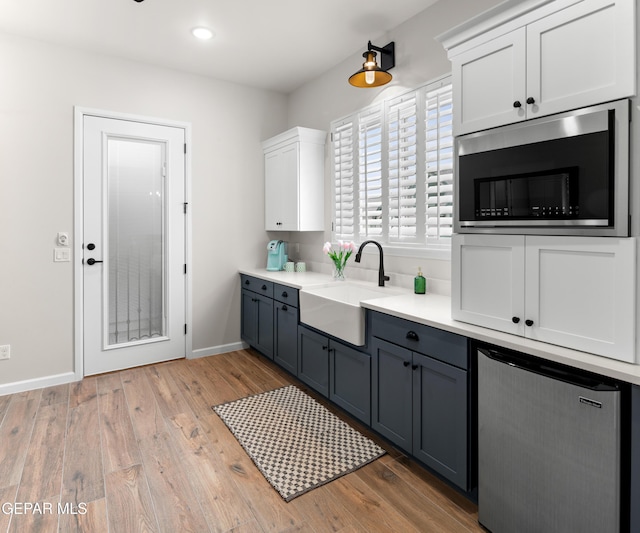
[254,292,274,359]
[264,144,299,231]
[297,326,329,396]
[525,236,636,362]
[274,303,298,374]
[240,289,257,345]
[526,0,635,119]
[330,340,371,425]
[452,234,525,335]
[412,353,468,490]
[371,337,413,452]
[452,29,526,135]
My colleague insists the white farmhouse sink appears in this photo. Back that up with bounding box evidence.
[299,281,403,346]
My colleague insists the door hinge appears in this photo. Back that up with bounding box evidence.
[184,264,187,274]
[184,143,187,154]
[162,162,167,177]
[330,132,334,142]
[183,202,188,214]
[184,324,188,334]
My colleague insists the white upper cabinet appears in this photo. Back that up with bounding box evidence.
[263,127,326,232]
[452,234,637,362]
[441,0,636,135]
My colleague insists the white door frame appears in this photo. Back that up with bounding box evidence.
[73,107,192,379]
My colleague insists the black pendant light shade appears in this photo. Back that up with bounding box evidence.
[349,41,395,88]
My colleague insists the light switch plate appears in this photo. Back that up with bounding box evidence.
[0,345,10,360]
[54,248,71,262]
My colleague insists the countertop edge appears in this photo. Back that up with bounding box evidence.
[239,269,640,385]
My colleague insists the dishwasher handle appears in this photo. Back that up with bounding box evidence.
[478,347,621,392]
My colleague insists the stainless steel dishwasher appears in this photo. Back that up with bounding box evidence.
[478,346,625,533]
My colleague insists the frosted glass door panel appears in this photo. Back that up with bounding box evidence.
[107,138,166,347]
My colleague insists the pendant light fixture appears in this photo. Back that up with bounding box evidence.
[348,41,395,88]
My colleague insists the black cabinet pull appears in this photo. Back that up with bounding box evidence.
[244,279,250,285]
[525,319,534,327]
[261,284,267,290]
[403,361,411,367]
[513,100,522,108]
[282,291,288,298]
[322,345,328,350]
[406,331,419,341]
[526,97,535,105]
[412,364,419,371]
[512,317,520,324]
[282,304,288,311]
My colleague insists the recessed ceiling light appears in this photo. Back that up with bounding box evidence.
[191,27,214,40]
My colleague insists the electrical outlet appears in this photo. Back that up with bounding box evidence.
[0,345,10,360]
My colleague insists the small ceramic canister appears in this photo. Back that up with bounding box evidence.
[295,262,306,272]
[284,261,295,272]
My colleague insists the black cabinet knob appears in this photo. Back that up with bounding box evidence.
[525,319,534,327]
[512,317,520,324]
[282,291,288,298]
[282,304,288,311]
[245,279,250,285]
[412,364,419,371]
[261,284,267,290]
[513,100,522,108]
[526,97,535,105]
[403,360,411,367]
[406,331,419,341]
[322,345,328,351]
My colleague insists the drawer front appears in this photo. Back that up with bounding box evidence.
[371,311,468,370]
[273,283,299,307]
[241,274,274,299]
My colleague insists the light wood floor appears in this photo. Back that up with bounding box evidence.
[0,349,484,532]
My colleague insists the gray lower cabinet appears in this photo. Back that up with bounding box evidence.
[632,385,640,531]
[330,341,371,425]
[241,276,299,365]
[273,285,299,374]
[370,311,470,490]
[241,288,273,359]
[298,324,371,424]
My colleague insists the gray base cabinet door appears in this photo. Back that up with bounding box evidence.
[632,385,640,532]
[330,341,371,425]
[241,289,274,359]
[297,326,329,396]
[274,303,298,374]
[371,337,413,452]
[412,352,468,490]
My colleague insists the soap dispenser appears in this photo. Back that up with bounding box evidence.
[414,267,426,294]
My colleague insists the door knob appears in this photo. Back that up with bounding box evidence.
[86,258,103,265]
[86,243,96,250]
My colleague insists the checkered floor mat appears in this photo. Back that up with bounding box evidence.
[213,385,386,501]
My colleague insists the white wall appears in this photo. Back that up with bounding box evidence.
[0,32,287,389]
[286,0,503,293]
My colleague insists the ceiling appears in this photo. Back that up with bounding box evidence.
[0,0,439,93]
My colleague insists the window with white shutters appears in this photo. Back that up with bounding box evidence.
[331,76,453,256]
[333,119,355,238]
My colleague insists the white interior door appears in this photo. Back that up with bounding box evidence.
[82,115,186,375]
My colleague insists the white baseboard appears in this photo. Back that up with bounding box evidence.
[189,341,248,360]
[0,371,80,397]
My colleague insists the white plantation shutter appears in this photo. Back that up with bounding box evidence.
[331,76,453,253]
[387,93,419,242]
[333,119,355,238]
[425,84,454,240]
[358,107,383,238]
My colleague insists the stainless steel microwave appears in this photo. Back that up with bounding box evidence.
[455,100,630,236]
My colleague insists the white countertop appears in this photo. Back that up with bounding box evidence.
[240,268,640,386]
